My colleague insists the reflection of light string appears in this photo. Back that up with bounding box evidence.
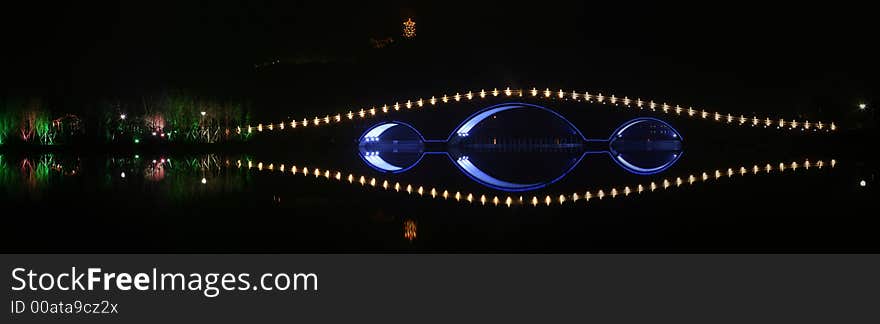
[241,87,836,135]
[237,158,836,208]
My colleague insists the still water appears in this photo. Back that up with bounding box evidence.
[1,99,875,252]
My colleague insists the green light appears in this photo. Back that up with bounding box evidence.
[134,138,140,144]
[135,155,140,159]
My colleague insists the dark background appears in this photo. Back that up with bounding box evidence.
[2,1,876,124]
[1,1,877,252]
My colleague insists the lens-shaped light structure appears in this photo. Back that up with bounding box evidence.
[609,117,683,175]
[358,122,425,173]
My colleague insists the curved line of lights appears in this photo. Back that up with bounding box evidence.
[237,158,836,208]
[239,87,837,135]
[363,152,402,172]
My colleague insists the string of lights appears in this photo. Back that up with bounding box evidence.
[236,157,837,208]
[239,88,837,135]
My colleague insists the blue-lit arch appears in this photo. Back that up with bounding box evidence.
[446,102,588,142]
[607,117,684,175]
[445,102,590,192]
[357,121,427,173]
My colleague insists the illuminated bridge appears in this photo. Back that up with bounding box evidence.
[238,86,837,197]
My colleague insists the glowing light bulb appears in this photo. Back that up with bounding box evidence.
[120,114,126,120]
[406,184,413,194]
[417,186,424,196]
[120,172,126,178]
[201,178,207,184]
[531,196,538,206]
[860,180,867,187]
[544,196,552,206]
[382,180,389,190]
[859,103,867,110]
[466,193,473,203]
[505,196,512,207]
[430,188,437,198]
[455,192,461,201]
[480,195,486,205]
[395,183,401,192]
[200,111,206,116]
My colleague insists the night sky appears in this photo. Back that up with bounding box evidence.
[3,2,876,122]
